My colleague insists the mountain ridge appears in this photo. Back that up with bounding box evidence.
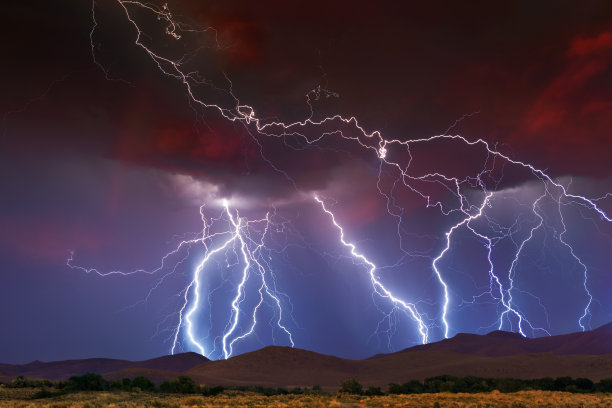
[1,324,610,387]
[0,352,208,380]
[390,322,612,357]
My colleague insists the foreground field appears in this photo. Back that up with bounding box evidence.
[1,389,611,408]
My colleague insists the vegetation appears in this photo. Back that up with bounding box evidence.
[222,385,322,396]
[3,373,612,396]
[413,375,612,394]
[159,375,199,394]
[339,378,363,394]
[0,388,612,408]
[1,373,612,407]
[340,376,612,395]
[8,376,54,388]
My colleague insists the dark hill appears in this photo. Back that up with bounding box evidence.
[0,352,207,380]
[111,348,612,389]
[184,346,359,387]
[389,322,612,357]
[2,324,611,389]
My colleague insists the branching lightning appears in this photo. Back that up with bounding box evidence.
[68,0,612,359]
[315,195,429,343]
[70,200,295,359]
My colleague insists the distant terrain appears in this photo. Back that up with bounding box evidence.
[0,353,207,382]
[1,323,611,388]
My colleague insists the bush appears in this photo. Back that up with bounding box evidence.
[201,385,224,396]
[132,376,156,392]
[533,377,555,391]
[365,386,383,396]
[388,383,402,394]
[574,377,594,392]
[496,378,523,393]
[110,378,133,391]
[339,378,363,395]
[553,376,573,391]
[32,388,64,399]
[160,376,198,394]
[385,375,607,395]
[424,375,456,393]
[11,376,26,388]
[66,373,108,391]
[401,380,424,394]
[596,378,612,392]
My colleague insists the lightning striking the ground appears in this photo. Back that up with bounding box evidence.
[69,0,612,358]
[70,200,295,359]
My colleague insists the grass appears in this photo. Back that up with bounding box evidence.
[0,387,611,407]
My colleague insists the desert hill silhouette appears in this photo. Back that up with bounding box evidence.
[384,322,612,357]
[2,323,610,388]
[0,352,207,381]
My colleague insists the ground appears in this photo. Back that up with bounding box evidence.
[1,388,611,407]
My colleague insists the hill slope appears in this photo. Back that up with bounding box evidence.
[388,322,612,357]
[0,352,208,380]
[2,324,611,388]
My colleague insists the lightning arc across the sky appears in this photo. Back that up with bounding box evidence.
[68,0,612,359]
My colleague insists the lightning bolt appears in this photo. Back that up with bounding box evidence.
[70,200,295,359]
[315,195,429,343]
[69,0,612,358]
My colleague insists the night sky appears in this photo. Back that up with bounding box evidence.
[1,1,611,364]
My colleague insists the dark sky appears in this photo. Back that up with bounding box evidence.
[1,1,611,364]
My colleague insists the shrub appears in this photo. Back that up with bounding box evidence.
[339,378,363,395]
[11,376,26,388]
[574,377,594,392]
[553,376,573,391]
[32,388,62,399]
[533,377,555,391]
[596,378,612,392]
[201,385,224,396]
[132,376,156,392]
[388,383,402,394]
[66,373,108,391]
[401,380,424,394]
[160,376,198,394]
[110,378,132,391]
[424,375,456,393]
[365,386,383,396]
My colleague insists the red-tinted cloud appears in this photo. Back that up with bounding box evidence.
[506,31,612,176]
[566,31,612,57]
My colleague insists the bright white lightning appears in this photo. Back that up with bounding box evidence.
[557,193,594,331]
[315,195,429,344]
[71,199,295,359]
[499,191,548,335]
[182,228,238,356]
[221,206,295,359]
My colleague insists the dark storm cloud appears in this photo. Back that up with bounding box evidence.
[115,0,611,187]
[4,0,611,199]
[2,0,610,262]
